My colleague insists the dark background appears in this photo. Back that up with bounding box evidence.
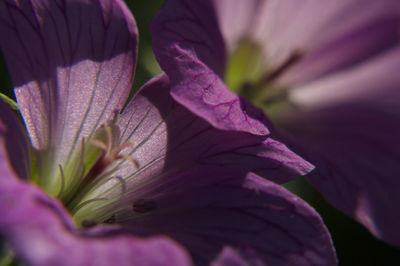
[0,0,399,265]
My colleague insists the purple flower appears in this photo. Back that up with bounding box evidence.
[150,0,400,248]
[0,0,337,265]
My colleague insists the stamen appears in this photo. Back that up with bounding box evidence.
[67,123,141,219]
[90,124,139,171]
[73,197,109,214]
[76,138,87,185]
[90,139,108,150]
[57,165,65,197]
[104,125,113,156]
[110,141,134,158]
[115,155,139,169]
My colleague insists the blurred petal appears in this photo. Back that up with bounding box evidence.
[0,125,192,266]
[277,0,400,86]
[211,0,259,52]
[278,51,400,246]
[243,0,400,84]
[205,0,400,87]
[151,0,270,136]
[0,0,138,166]
[280,106,400,248]
[116,171,336,265]
[289,48,400,109]
[0,99,30,180]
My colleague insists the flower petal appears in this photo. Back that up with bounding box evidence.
[277,0,400,86]
[116,73,311,187]
[0,124,192,266]
[211,0,259,52]
[195,0,400,88]
[277,49,400,247]
[116,171,337,265]
[0,99,30,180]
[74,73,312,228]
[289,48,400,109]
[211,247,263,266]
[0,0,138,167]
[150,0,270,136]
[228,0,399,85]
[211,247,247,266]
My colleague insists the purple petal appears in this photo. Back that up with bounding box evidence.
[79,74,321,265]
[277,50,400,247]
[115,171,337,265]
[211,247,250,266]
[175,0,400,88]
[289,48,400,109]
[237,0,400,85]
[0,0,137,165]
[150,0,270,136]
[211,0,259,52]
[152,0,226,76]
[211,247,263,266]
[110,74,312,197]
[0,99,31,180]
[0,127,192,265]
[277,0,400,86]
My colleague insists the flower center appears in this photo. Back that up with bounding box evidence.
[31,120,141,228]
[62,124,138,210]
[225,39,301,118]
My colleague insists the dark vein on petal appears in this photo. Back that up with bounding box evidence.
[64,63,104,166]
[119,105,138,141]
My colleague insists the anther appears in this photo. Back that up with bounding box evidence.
[132,199,157,214]
[81,220,98,228]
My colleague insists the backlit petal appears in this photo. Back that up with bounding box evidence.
[0,122,192,266]
[0,0,138,171]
